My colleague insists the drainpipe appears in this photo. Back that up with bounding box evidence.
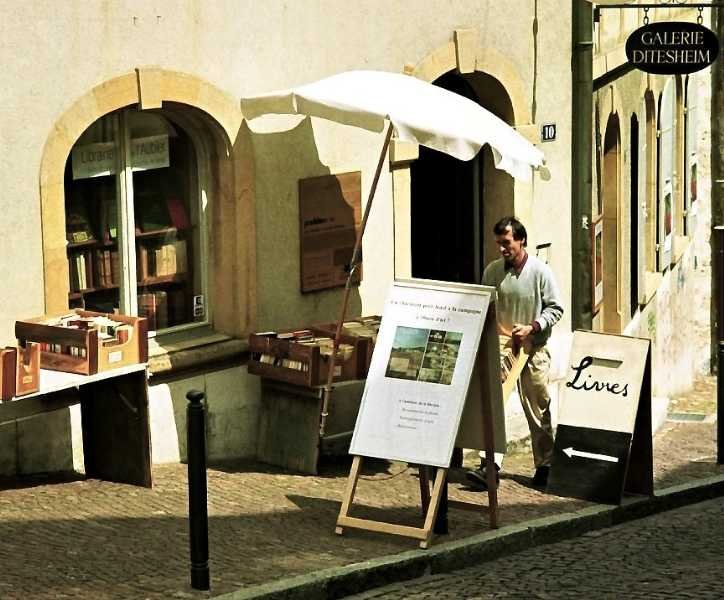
[712,7,724,371]
[571,0,594,330]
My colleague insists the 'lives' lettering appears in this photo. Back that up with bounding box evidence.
[566,356,628,397]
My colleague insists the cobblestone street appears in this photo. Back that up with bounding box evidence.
[0,377,720,599]
[345,495,724,599]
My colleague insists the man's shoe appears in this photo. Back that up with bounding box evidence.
[465,466,500,490]
[532,465,550,487]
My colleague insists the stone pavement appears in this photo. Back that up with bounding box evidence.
[0,376,722,600]
[344,495,724,599]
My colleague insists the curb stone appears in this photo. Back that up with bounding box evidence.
[215,474,724,600]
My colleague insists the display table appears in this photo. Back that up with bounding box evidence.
[257,378,365,474]
[0,364,152,487]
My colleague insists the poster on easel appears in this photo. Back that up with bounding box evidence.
[338,279,506,548]
[547,330,653,505]
[349,279,502,467]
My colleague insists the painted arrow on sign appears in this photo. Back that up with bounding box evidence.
[563,447,619,463]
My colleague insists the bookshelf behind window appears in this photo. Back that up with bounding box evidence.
[64,110,200,332]
[65,167,194,330]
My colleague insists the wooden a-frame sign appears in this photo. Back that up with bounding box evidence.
[335,279,508,548]
[547,330,653,504]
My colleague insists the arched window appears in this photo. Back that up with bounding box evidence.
[657,79,675,270]
[64,107,208,332]
[601,113,621,333]
[684,74,699,236]
[643,91,656,276]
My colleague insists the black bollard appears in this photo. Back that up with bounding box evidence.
[719,344,724,465]
[187,389,210,590]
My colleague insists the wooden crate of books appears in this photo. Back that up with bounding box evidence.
[248,329,360,388]
[311,315,381,378]
[15,310,148,376]
[1,342,41,400]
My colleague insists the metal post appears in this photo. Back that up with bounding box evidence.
[719,344,724,464]
[571,0,594,331]
[186,389,210,591]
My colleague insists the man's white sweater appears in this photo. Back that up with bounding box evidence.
[482,254,563,347]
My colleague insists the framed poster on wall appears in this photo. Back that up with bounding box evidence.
[298,171,362,293]
[592,214,603,314]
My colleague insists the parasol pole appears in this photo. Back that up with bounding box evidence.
[319,120,394,439]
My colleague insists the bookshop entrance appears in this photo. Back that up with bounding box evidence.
[410,70,515,284]
[64,105,208,333]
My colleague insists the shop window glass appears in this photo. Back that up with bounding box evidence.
[64,108,205,332]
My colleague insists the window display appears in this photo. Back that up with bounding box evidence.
[64,108,205,332]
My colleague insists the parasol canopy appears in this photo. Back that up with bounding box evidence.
[241,70,545,180]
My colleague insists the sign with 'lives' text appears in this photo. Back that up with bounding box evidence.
[548,330,653,504]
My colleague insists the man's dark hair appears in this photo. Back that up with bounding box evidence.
[493,216,527,246]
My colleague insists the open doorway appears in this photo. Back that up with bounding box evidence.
[410,71,515,284]
[602,113,621,333]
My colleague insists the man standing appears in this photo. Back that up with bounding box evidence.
[467,216,563,488]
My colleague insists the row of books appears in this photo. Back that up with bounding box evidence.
[257,353,310,372]
[137,289,188,330]
[138,291,168,331]
[39,344,89,358]
[137,239,187,280]
[69,240,187,291]
[253,329,355,372]
[95,249,121,287]
[69,251,93,292]
[69,248,121,291]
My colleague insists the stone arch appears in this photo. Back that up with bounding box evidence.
[602,112,622,333]
[410,42,531,126]
[398,38,531,283]
[38,69,251,334]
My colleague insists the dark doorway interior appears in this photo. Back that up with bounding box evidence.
[630,114,639,318]
[411,72,482,284]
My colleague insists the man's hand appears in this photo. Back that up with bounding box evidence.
[511,324,534,346]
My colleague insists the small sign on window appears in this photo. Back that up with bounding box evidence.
[193,295,205,318]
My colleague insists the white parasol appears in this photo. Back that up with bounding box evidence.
[241,70,546,440]
[241,70,544,180]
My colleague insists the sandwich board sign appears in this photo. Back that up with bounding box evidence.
[547,330,653,504]
[336,278,506,547]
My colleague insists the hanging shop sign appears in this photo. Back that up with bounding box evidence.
[625,21,719,75]
[72,135,170,180]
